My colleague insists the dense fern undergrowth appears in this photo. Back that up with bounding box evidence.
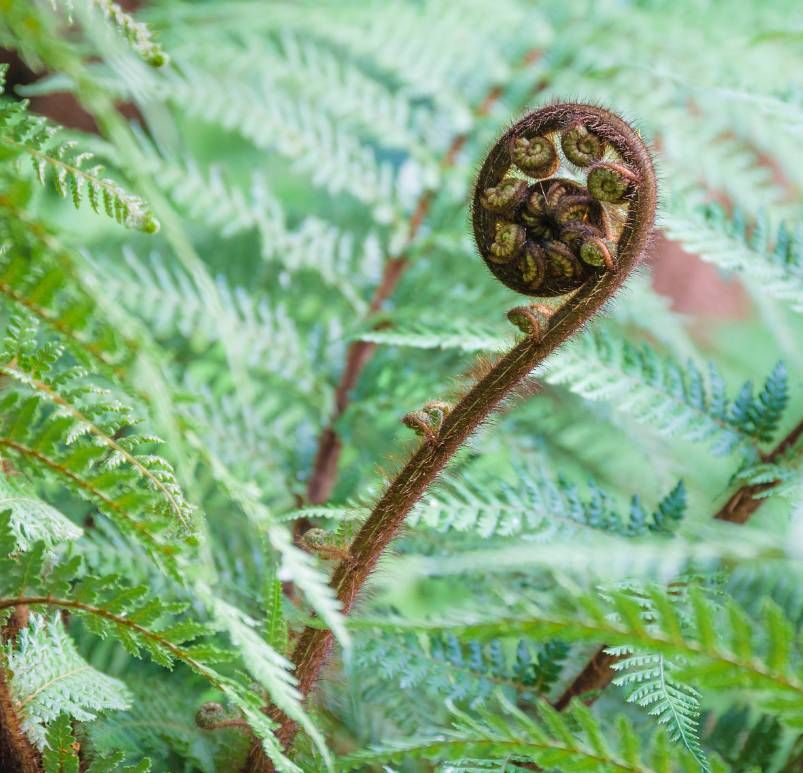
[0,1,801,771]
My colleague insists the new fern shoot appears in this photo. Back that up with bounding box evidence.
[0,2,802,773]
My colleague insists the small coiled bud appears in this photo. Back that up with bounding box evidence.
[579,236,615,270]
[507,305,542,336]
[560,222,602,253]
[519,242,547,290]
[506,302,554,336]
[561,122,605,167]
[403,401,452,444]
[301,528,329,548]
[300,528,350,561]
[489,221,526,263]
[422,401,451,430]
[587,162,638,203]
[196,702,228,729]
[473,104,653,296]
[555,194,598,226]
[520,187,550,233]
[510,135,559,177]
[544,240,581,280]
[480,178,528,214]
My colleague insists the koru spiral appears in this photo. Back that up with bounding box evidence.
[472,103,653,297]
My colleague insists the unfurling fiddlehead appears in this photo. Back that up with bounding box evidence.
[247,103,656,772]
[473,108,640,296]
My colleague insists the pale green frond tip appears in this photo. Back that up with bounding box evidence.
[146,50,170,69]
[141,213,160,234]
[89,0,170,69]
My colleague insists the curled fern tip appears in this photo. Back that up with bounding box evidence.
[473,103,656,297]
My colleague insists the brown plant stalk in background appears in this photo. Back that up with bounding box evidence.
[552,417,803,711]
[247,102,658,772]
[299,53,540,515]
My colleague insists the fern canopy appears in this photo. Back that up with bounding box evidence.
[0,0,802,771]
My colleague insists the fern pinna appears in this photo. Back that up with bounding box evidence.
[1,2,803,773]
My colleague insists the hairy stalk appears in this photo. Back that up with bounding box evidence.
[0,665,40,773]
[247,103,657,771]
[0,608,39,773]
[553,416,803,710]
[300,51,540,513]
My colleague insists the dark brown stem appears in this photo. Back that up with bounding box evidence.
[554,416,803,710]
[552,646,620,711]
[0,667,41,773]
[0,607,40,773]
[714,417,803,524]
[303,257,408,509]
[246,104,657,772]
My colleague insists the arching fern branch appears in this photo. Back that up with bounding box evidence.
[0,317,193,572]
[248,103,658,771]
[0,514,301,773]
[339,693,702,772]
[0,65,158,233]
[363,585,803,729]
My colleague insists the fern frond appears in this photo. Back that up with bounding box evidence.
[0,475,81,552]
[0,319,193,526]
[368,587,803,729]
[0,317,193,569]
[0,534,301,771]
[192,438,349,649]
[610,650,708,772]
[339,694,694,772]
[160,67,400,223]
[360,321,787,456]
[291,0,544,130]
[355,629,569,709]
[100,252,331,400]
[356,320,508,353]
[200,593,333,770]
[263,563,288,655]
[408,472,686,540]
[134,146,381,306]
[193,31,437,164]
[87,678,235,773]
[661,202,803,314]
[0,237,128,374]
[4,614,130,749]
[543,332,785,457]
[43,714,80,773]
[84,0,169,67]
[0,68,158,232]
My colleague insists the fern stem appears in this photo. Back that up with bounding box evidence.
[554,416,803,710]
[553,646,619,710]
[300,50,541,511]
[715,417,803,523]
[0,604,42,773]
[248,104,657,771]
[0,660,41,773]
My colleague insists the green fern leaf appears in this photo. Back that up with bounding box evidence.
[5,614,130,749]
[0,67,158,232]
